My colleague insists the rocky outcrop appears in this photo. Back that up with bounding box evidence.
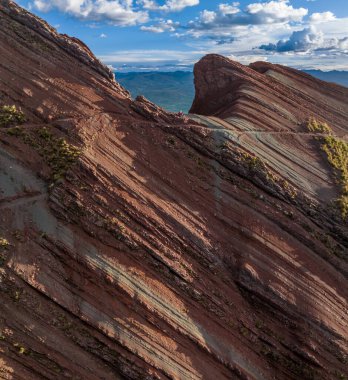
[190,54,348,213]
[0,0,116,83]
[190,54,348,133]
[0,3,347,380]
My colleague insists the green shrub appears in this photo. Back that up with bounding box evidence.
[0,105,26,127]
[322,136,348,218]
[0,237,9,249]
[5,125,81,183]
[0,237,9,265]
[240,151,264,171]
[307,117,331,134]
[35,128,82,182]
[307,119,348,219]
[6,126,24,136]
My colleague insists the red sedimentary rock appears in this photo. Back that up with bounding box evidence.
[0,2,347,379]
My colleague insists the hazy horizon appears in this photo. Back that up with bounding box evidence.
[116,69,348,113]
[114,66,348,74]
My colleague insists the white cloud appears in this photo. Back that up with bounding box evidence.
[187,0,308,35]
[32,0,149,26]
[259,25,348,53]
[100,46,348,72]
[30,0,348,71]
[100,33,107,38]
[259,26,324,52]
[141,19,178,33]
[178,1,348,71]
[246,0,307,22]
[309,11,336,24]
[339,37,348,50]
[99,48,205,65]
[199,10,216,23]
[139,0,199,12]
[226,53,268,64]
[235,13,347,70]
[268,51,348,71]
[218,3,240,15]
[33,0,52,12]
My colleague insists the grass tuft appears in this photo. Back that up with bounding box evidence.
[20,127,82,183]
[0,237,9,249]
[307,117,331,134]
[307,119,348,219]
[0,105,26,127]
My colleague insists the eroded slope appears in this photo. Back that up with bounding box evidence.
[190,54,348,209]
[0,3,347,380]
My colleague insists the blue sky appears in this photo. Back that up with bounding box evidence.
[18,0,348,71]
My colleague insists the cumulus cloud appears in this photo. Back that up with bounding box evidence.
[186,0,308,35]
[139,0,199,12]
[259,25,348,52]
[140,19,178,33]
[245,0,307,23]
[259,26,323,52]
[218,2,240,15]
[32,0,149,26]
[30,0,348,71]
[309,11,336,24]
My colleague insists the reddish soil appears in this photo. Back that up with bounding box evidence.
[0,3,347,380]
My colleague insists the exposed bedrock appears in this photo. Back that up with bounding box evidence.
[0,2,347,380]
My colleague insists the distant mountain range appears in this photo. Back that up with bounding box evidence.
[116,70,348,113]
[116,71,194,113]
[304,70,348,87]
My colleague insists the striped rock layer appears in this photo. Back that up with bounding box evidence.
[0,2,348,380]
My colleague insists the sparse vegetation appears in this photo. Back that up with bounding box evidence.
[307,119,348,219]
[322,136,348,218]
[13,342,28,355]
[240,151,264,171]
[0,237,9,249]
[307,117,332,134]
[0,237,9,266]
[37,128,82,182]
[104,216,126,241]
[5,125,82,182]
[13,290,22,302]
[234,149,299,201]
[6,126,24,136]
[21,127,82,183]
[0,105,26,127]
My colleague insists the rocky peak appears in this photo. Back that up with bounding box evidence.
[190,54,348,135]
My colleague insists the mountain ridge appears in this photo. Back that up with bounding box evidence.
[116,69,348,113]
[0,2,347,379]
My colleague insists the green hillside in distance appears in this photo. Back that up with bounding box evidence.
[116,71,194,113]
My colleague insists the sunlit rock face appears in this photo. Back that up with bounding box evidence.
[0,2,348,380]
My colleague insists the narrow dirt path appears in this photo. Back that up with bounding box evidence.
[188,114,337,201]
